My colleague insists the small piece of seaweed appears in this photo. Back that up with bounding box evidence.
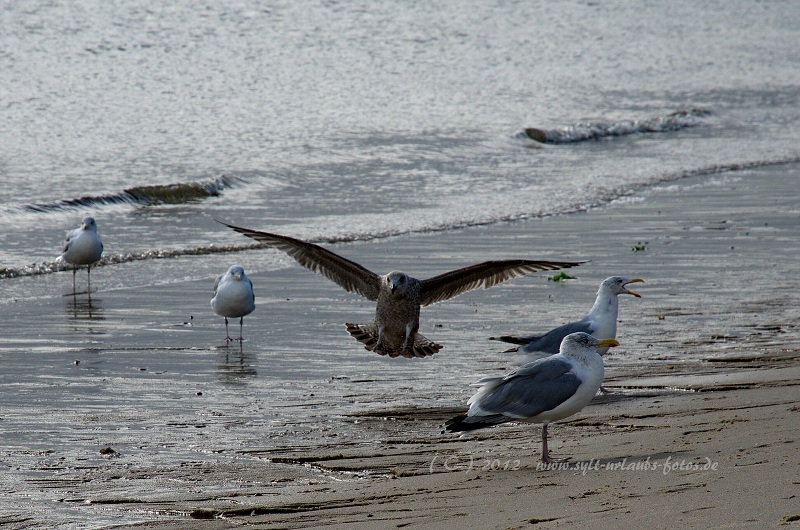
[548,272,577,283]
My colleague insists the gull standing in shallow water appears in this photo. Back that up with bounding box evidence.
[218,221,586,358]
[211,265,256,342]
[490,276,643,358]
[59,216,104,292]
[446,332,619,463]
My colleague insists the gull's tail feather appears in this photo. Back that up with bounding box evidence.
[345,323,441,358]
[346,322,379,350]
[406,332,442,358]
[445,413,507,432]
[489,334,542,345]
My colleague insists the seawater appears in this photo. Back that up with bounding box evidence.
[2,0,799,286]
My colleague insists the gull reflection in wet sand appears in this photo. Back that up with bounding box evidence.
[216,344,257,385]
[65,293,105,333]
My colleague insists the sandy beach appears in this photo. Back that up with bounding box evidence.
[2,165,799,529]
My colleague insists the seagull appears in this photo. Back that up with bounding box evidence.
[59,216,104,292]
[446,332,619,463]
[218,221,586,358]
[490,276,643,357]
[211,265,256,342]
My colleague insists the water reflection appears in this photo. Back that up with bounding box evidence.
[64,293,105,333]
[65,293,103,319]
[216,344,257,385]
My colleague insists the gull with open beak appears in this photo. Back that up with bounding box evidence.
[491,276,643,357]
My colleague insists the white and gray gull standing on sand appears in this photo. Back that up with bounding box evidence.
[446,332,619,463]
[490,276,643,358]
[59,216,104,292]
[211,265,256,342]
[218,221,586,358]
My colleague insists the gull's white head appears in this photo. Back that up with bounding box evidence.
[561,332,620,355]
[228,265,246,281]
[82,216,98,231]
[384,270,410,294]
[601,276,644,297]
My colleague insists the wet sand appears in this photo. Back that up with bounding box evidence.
[2,166,799,528]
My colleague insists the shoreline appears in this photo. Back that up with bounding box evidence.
[1,166,799,529]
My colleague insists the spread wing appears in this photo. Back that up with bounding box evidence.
[218,221,382,301]
[419,259,585,307]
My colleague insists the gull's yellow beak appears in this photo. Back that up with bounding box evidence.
[235,273,242,281]
[597,338,620,348]
[625,278,645,298]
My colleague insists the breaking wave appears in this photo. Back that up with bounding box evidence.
[2,156,797,281]
[521,109,711,144]
[21,174,242,214]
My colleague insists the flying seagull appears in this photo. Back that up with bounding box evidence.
[446,332,619,463]
[490,276,643,357]
[59,216,104,292]
[211,265,256,342]
[218,221,585,358]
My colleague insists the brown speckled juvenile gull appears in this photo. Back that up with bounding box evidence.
[219,221,586,358]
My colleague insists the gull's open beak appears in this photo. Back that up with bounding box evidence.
[624,278,645,298]
[597,338,620,348]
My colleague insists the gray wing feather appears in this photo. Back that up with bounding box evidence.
[473,359,581,419]
[419,259,585,307]
[521,320,596,354]
[62,228,78,253]
[212,274,223,295]
[218,221,382,301]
